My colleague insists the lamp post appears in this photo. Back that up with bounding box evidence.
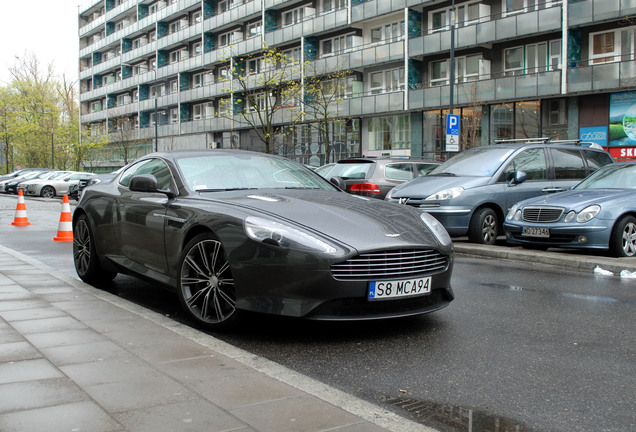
[449,0,456,116]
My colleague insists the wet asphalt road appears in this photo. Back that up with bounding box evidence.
[0,195,634,432]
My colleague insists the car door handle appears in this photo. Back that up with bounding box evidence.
[542,187,566,193]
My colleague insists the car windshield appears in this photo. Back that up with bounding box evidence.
[575,164,636,190]
[326,162,373,180]
[429,147,515,177]
[176,153,337,191]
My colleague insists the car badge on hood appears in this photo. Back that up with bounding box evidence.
[399,197,410,205]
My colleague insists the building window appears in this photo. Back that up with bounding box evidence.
[430,55,487,86]
[504,40,561,76]
[502,0,555,16]
[170,80,178,93]
[321,33,356,57]
[283,47,301,63]
[192,42,202,56]
[367,67,404,94]
[590,27,636,64]
[247,21,262,38]
[370,20,405,43]
[246,57,265,75]
[170,108,179,123]
[429,1,490,32]
[219,30,241,47]
[321,0,347,14]
[368,114,411,151]
[218,0,234,13]
[193,71,213,87]
[283,4,313,27]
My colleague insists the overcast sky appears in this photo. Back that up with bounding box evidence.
[0,0,80,85]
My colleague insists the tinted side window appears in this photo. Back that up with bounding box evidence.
[415,163,438,175]
[551,148,586,180]
[500,148,547,182]
[119,159,173,190]
[583,149,613,172]
[385,163,413,181]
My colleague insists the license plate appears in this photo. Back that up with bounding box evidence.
[522,226,550,238]
[368,277,431,300]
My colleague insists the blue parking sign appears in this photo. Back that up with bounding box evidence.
[446,114,460,152]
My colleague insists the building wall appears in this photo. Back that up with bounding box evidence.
[78,0,636,166]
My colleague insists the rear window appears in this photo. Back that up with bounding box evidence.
[583,149,614,171]
[328,163,373,180]
[385,163,414,181]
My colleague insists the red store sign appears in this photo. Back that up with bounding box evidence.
[608,147,636,161]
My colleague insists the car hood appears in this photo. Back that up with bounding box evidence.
[518,189,633,209]
[200,189,449,251]
[390,175,490,198]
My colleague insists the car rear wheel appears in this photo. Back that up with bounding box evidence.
[468,207,499,245]
[40,186,55,198]
[178,233,237,329]
[73,214,117,283]
[609,215,636,257]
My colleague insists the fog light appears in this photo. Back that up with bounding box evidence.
[576,235,588,244]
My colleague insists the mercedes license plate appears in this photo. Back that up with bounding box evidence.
[368,277,431,300]
[522,226,550,238]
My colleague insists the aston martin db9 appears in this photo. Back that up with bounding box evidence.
[73,150,454,329]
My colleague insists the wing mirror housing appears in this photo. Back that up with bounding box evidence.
[509,170,527,186]
[330,176,347,191]
[129,174,159,192]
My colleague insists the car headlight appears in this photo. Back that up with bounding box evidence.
[244,216,342,255]
[420,211,452,246]
[425,187,464,201]
[506,204,518,220]
[576,205,600,223]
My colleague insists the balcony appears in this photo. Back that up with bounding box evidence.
[351,0,406,23]
[568,60,636,94]
[409,5,562,57]
[569,0,636,27]
[408,70,561,111]
[203,0,261,33]
[264,8,349,46]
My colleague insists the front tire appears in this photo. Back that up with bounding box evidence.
[177,233,237,330]
[41,186,55,198]
[468,207,499,245]
[73,214,117,283]
[609,215,636,257]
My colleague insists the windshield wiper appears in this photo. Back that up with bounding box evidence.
[283,186,321,190]
[197,187,257,192]
[432,172,457,176]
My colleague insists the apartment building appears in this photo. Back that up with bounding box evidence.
[78,0,636,169]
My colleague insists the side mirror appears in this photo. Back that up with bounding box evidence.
[129,174,159,193]
[509,170,527,186]
[330,176,347,191]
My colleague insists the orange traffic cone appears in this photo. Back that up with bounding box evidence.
[11,190,30,226]
[53,194,73,242]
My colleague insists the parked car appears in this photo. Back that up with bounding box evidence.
[23,171,95,198]
[504,162,636,257]
[3,169,56,194]
[386,139,614,244]
[73,150,454,329]
[320,157,440,199]
[0,168,49,183]
[0,169,53,193]
[314,163,336,178]
[69,169,122,201]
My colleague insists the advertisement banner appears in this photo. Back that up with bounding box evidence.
[579,126,608,147]
[609,91,636,146]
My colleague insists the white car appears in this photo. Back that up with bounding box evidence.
[23,171,95,198]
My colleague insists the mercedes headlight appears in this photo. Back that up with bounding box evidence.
[245,216,342,255]
[576,205,600,223]
[425,187,464,201]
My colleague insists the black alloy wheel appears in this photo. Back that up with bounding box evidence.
[178,233,237,329]
[610,215,636,257]
[73,214,117,283]
[469,207,499,245]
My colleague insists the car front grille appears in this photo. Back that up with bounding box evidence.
[331,249,449,280]
[522,206,564,223]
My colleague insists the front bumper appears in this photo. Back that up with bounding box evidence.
[504,222,610,250]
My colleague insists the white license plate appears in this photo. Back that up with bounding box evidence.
[368,277,431,300]
[522,226,550,238]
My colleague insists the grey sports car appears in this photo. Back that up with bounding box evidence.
[73,150,454,329]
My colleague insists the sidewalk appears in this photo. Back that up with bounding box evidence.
[0,244,427,432]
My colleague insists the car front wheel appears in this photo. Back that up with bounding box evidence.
[609,215,636,257]
[73,214,117,283]
[40,186,56,198]
[468,207,499,245]
[177,233,237,330]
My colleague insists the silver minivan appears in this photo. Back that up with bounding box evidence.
[385,140,614,244]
